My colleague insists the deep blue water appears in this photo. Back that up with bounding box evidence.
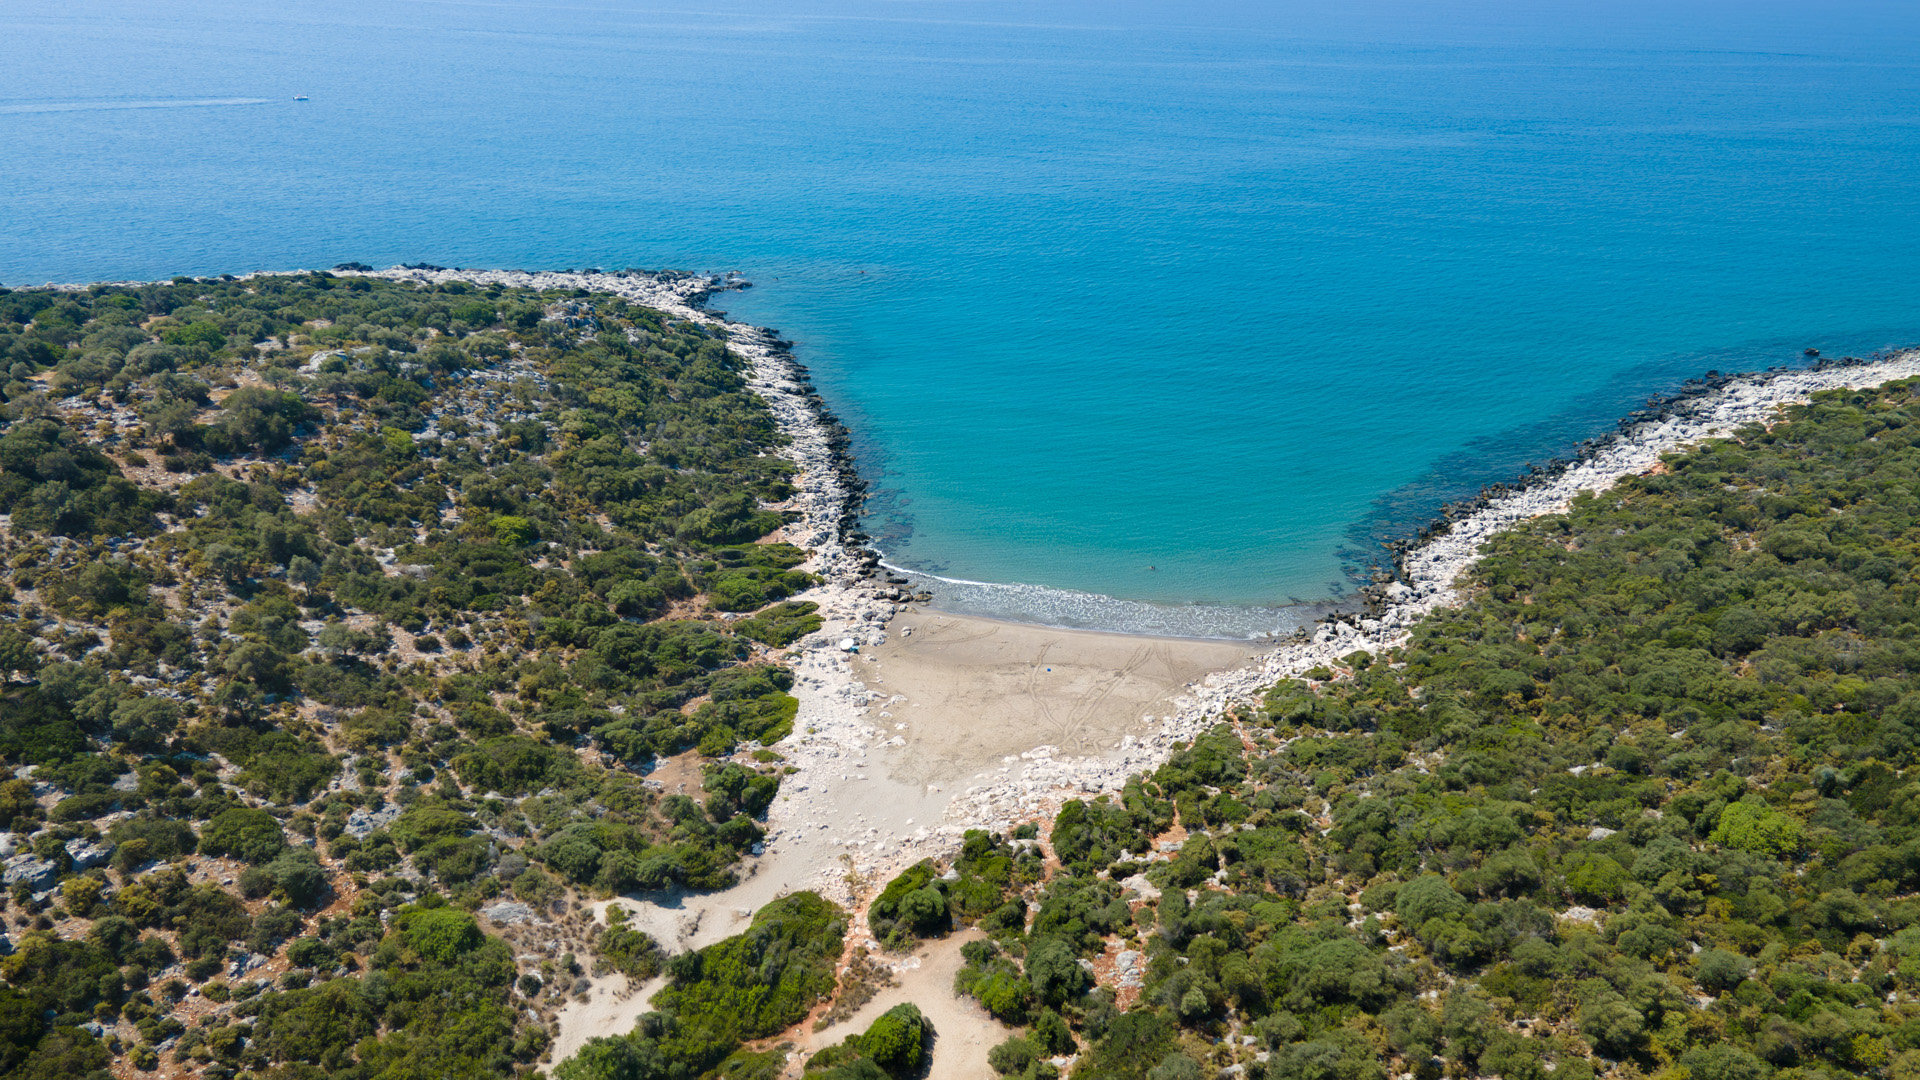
[5,1,1920,636]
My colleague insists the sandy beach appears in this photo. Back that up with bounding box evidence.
[858,612,1255,793]
[554,609,1254,947]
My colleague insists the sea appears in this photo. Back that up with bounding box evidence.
[5,0,1920,638]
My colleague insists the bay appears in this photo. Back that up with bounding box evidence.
[5,0,1919,634]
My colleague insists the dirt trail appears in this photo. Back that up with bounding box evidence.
[793,930,1013,1080]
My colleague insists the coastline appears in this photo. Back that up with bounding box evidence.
[335,267,914,882]
[338,267,1920,883]
[933,348,1920,839]
[875,558,1333,641]
[141,266,1920,1060]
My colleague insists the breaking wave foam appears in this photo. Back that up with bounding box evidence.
[877,559,1331,641]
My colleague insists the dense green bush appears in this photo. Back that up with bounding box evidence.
[0,417,166,537]
[868,860,952,947]
[805,1002,934,1078]
[0,934,122,1024]
[595,905,666,981]
[702,761,780,819]
[197,807,287,863]
[954,939,1037,1025]
[199,385,314,454]
[734,600,824,646]
[247,898,540,1077]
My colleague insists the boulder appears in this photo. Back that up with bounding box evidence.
[2,856,57,891]
[480,900,536,925]
[230,952,269,977]
[67,838,115,870]
[345,805,400,838]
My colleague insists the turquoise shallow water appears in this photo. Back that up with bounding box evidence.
[5,1,1920,636]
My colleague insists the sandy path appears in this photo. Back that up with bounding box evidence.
[741,608,1258,910]
[553,928,1013,1076]
[562,609,1247,954]
[550,970,665,1065]
[795,930,1012,1080]
[543,607,1245,1066]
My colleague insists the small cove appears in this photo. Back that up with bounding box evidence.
[7,0,1920,635]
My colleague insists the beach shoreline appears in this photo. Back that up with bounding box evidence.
[933,347,1920,831]
[875,556,1336,642]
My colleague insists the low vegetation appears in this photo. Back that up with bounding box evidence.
[9,269,1914,1080]
[875,379,1920,1080]
[0,272,812,1076]
[804,1002,935,1079]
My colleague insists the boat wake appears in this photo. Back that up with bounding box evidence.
[0,97,271,115]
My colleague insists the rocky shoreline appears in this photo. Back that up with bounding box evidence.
[337,266,938,906]
[173,265,1920,905]
[931,347,1920,843]
[1356,350,1919,613]
[358,270,1920,905]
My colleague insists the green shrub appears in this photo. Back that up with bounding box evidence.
[400,906,483,964]
[1710,800,1802,858]
[1562,854,1629,904]
[198,808,287,863]
[595,907,664,981]
[954,940,1035,1025]
[204,385,312,453]
[563,892,844,1079]
[733,601,824,647]
[857,1003,931,1076]
[869,861,951,947]
[1085,1012,1177,1080]
[988,1036,1039,1076]
[264,849,328,906]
